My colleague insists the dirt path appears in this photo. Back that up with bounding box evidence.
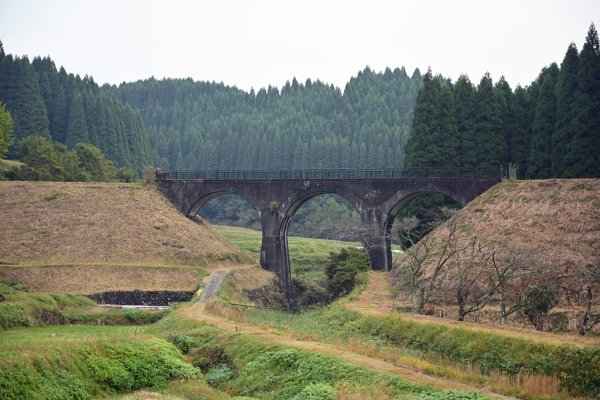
[178,302,512,399]
[346,270,396,314]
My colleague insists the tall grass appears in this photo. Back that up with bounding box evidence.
[0,327,200,400]
[208,304,599,398]
[159,316,491,400]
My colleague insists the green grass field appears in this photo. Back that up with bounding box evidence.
[215,224,362,263]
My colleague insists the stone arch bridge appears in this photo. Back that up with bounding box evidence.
[156,168,501,303]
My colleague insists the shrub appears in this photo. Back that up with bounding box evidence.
[205,364,234,386]
[191,345,231,372]
[522,285,559,331]
[168,332,194,354]
[325,248,369,297]
[291,383,336,400]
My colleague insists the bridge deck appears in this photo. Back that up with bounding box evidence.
[156,167,502,181]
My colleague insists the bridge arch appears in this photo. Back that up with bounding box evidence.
[184,188,262,219]
[382,189,465,269]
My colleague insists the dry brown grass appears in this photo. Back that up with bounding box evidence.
[407,179,600,279]
[0,181,251,267]
[391,179,600,334]
[0,265,201,293]
[229,266,275,292]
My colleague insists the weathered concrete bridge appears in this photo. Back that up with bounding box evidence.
[155,168,501,303]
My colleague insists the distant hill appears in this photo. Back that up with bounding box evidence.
[0,181,252,292]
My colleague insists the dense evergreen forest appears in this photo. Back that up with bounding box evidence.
[406,24,600,178]
[106,67,422,171]
[0,41,153,173]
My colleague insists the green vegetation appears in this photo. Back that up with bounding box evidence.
[161,317,490,400]
[0,280,167,329]
[0,43,152,173]
[405,23,600,178]
[2,135,127,181]
[0,311,497,400]
[227,305,600,398]
[0,325,199,400]
[0,101,13,159]
[325,247,369,297]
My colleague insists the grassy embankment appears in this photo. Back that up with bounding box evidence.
[0,280,168,329]
[0,310,495,400]
[0,182,252,294]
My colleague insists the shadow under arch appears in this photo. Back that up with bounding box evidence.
[383,190,464,268]
[280,189,365,242]
[187,191,261,222]
[276,191,365,302]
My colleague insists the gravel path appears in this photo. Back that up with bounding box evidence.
[198,269,230,302]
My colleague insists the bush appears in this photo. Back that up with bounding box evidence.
[325,248,369,297]
[522,285,559,331]
[168,332,194,354]
[291,383,336,400]
[191,345,231,372]
[205,364,234,386]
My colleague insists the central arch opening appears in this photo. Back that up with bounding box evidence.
[284,193,365,306]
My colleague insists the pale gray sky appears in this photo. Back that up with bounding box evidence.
[1,0,598,91]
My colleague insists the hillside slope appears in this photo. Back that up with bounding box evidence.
[454,179,599,269]
[396,179,599,273]
[392,179,600,328]
[0,181,250,267]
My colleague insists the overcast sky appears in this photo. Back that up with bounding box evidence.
[1,0,598,91]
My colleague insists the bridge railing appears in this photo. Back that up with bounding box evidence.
[155,167,502,181]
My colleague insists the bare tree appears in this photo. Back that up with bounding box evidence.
[394,214,467,314]
[451,240,498,321]
[579,259,600,335]
[491,245,539,324]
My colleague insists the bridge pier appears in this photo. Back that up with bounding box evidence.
[360,208,392,271]
[259,210,294,306]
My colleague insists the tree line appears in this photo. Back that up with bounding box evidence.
[405,23,600,178]
[0,41,153,174]
[106,66,422,171]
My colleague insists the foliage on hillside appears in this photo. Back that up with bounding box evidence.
[0,42,153,173]
[108,67,421,171]
[1,135,133,182]
[0,181,250,267]
[0,101,13,158]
